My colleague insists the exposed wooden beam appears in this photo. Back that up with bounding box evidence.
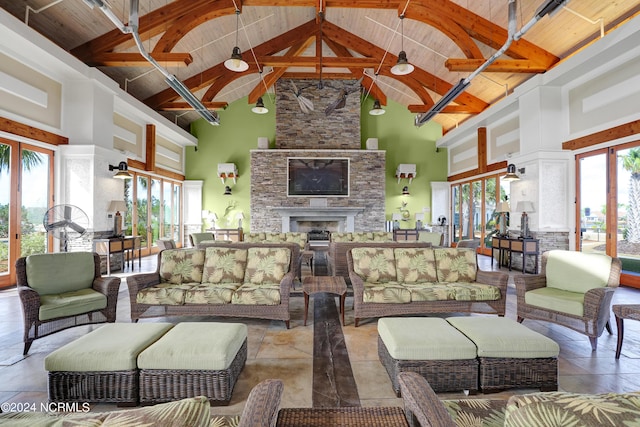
[447,161,507,182]
[87,53,193,67]
[562,119,640,151]
[445,59,549,73]
[145,124,156,172]
[0,116,68,146]
[408,104,484,114]
[256,56,382,68]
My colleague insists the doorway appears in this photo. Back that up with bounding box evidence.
[0,139,54,287]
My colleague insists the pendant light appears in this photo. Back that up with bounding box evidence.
[391,15,414,76]
[251,97,268,114]
[224,10,249,72]
[369,99,385,116]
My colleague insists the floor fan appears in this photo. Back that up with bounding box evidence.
[43,205,89,252]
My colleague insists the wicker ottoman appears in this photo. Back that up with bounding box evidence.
[378,317,479,395]
[447,316,559,393]
[137,322,248,405]
[44,323,174,405]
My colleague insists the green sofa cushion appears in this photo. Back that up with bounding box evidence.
[363,281,410,303]
[232,283,281,305]
[39,288,107,321]
[404,282,501,302]
[159,248,205,284]
[0,396,211,427]
[351,247,397,283]
[442,398,507,427]
[44,323,174,372]
[26,252,95,295]
[243,247,291,284]
[203,247,247,283]
[378,317,477,360]
[504,391,640,427]
[244,232,266,241]
[447,317,559,358]
[137,322,247,370]
[136,283,196,305]
[546,250,613,293]
[331,232,352,242]
[435,248,477,282]
[184,283,242,304]
[394,247,438,283]
[525,287,586,317]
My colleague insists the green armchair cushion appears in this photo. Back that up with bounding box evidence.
[394,247,437,283]
[351,247,397,283]
[524,287,586,317]
[418,232,443,246]
[504,391,640,427]
[190,232,214,245]
[25,252,95,295]
[435,248,477,283]
[202,247,247,283]
[545,250,613,293]
[39,288,107,321]
[243,247,291,284]
[159,249,205,284]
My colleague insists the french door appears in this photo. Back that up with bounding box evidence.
[451,174,510,254]
[0,139,54,288]
[124,172,182,256]
[576,141,640,287]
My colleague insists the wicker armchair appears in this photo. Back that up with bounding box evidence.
[16,252,121,355]
[515,250,622,351]
[238,379,283,427]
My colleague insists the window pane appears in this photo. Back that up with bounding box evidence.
[20,149,48,256]
[485,178,497,248]
[579,154,606,254]
[617,147,640,273]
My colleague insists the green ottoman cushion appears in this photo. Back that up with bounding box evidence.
[446,317,559,358]
[378,317,477,360]
[45,323,174,372]
[137,322,248,370]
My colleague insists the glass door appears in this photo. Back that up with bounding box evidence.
[576,150,608,254]
[0,139,53,288]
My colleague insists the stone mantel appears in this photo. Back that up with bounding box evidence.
[272,207,365,232]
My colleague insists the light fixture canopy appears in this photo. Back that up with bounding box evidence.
[391,15,414,76]
[369,99,385,115]
[251,97,268,114]
[224,10,249,72]
[502,163,521,182]
[109,161,132,179]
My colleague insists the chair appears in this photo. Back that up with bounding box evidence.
[238,379,283,427]
[456,239,480,249]
[418,232,443,246]
[157,238,176,250]
[16,252,121,355]
[515,250,622,351]
[188,232,214,247]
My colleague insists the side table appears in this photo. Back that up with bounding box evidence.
[613,304,640,359]
[302,276,347,326]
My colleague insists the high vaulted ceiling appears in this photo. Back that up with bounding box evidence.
[2,1,639,132]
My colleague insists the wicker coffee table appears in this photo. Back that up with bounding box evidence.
[303,276,347,326]
[276,407,409,427]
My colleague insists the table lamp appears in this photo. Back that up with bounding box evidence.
[108,200,127,237]
[495,201,510,236]
[516,201,535,238]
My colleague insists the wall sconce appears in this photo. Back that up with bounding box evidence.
[396,164,416,184]
[218,163,238,184]
[224,186,232,195]
[251,97,268,114]
[502,164,520,182]
[236,212,245,229]
[516,201,535,238]
[109,161,132,179]
[402,186,410,196]
[369,99,385,115]
[108,200,127,236]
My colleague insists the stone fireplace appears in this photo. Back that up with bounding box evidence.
[249,79,386,233]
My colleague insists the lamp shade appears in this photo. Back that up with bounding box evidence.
[391,213,402,221]
[496,201,510,213]
[516,201,535,213]
[251,97,268,114]
[369,99,385,115]
[108,200,127,212]
[502,164,520,182]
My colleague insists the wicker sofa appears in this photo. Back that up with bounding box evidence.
[399,371,640,427]
[347,246,508,326]
[127,244,294,327]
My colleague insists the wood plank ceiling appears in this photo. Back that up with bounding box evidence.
[2,0,639,132]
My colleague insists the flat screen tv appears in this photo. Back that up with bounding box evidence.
[287,157,349,197]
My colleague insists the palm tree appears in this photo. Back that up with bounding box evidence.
[622,148,640,243]
[0,145,43,172]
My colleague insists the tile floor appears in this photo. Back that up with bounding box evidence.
[1,252,640,418]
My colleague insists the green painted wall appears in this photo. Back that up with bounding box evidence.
[187,95,446,231]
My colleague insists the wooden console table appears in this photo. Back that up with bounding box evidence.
[93,236,141,275]
[491,236,539,274]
